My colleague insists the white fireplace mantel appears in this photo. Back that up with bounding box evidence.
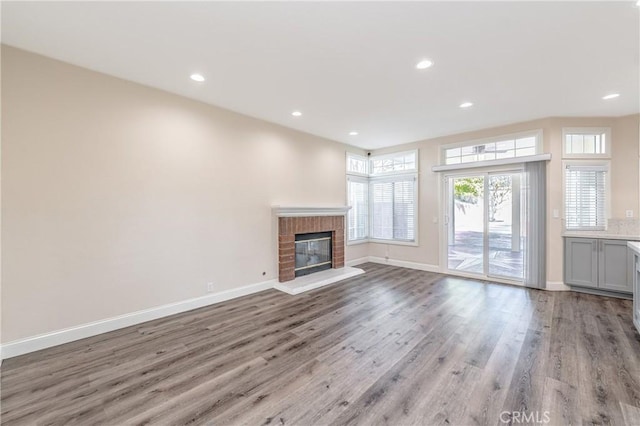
[272,206,351,217]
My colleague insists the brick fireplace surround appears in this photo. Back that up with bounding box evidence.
[278,215,345,282]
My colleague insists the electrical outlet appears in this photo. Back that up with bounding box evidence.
[207,282,214,293]
[626,210,634,218]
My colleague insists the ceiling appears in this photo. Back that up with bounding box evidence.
[2,1,639,149]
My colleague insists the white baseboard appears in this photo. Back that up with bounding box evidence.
[1,279,276,360]
[367,256,441,273]
[346,257,369,267]
[546,281,571,291]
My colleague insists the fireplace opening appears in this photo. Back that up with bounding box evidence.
[294,232,332,277]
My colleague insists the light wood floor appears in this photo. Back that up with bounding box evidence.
[2,263,640,425]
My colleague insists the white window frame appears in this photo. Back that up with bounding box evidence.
[440,129,543,166]
[345,150,419,246]
[562,159,611,231]
[562,127,611,159]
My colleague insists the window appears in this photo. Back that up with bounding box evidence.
[563,128,610,158]
[346,150,418,244]
[370,176,416,241]
[370,151,416,175]
[347,176,369,241]
[443,130,542,165]
[564,162,609,230]
[346,153,368,176]
[347,153,369,242]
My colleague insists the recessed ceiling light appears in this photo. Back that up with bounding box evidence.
[190,73,205,82]
[602,93,620,100]
[636,0,640,7]
[291,111,302,117]
[415,59,434,70]
[460,102,474,108]
[349,131,359,136]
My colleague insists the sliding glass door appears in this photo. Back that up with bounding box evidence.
[446,171,524,281]
[487,173,523,280]
[447,175,485,275]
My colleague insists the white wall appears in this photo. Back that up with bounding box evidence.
[1,46,368,343]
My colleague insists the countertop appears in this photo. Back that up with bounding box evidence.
[627,241,640,254]
[562,231,640,241]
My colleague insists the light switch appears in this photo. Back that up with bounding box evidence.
[553,209,559,219]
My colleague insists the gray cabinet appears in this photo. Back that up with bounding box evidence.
[564,237,633,294]
[599,240,633,293]
[632,251,640,334]
[564,238,598,288]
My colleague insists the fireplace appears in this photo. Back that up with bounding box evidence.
[295,232,332,277]
[274,207,348,283]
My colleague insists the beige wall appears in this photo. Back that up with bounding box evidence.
[1,46,367,343]
[369,114,640,284]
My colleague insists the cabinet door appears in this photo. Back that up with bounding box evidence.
[564,238,598,288]
[599,239,632,293]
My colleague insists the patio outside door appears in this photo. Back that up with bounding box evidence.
[445,171,524,281]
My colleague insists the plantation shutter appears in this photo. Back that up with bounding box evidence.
[370,176,416,241]
[371,181,393,239]
[564,164,607,230]
[347,177,369,241]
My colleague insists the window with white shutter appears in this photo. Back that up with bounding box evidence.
[370,176,416,241]
[346,150,418,244]
[347,176,369,241]
[564,162,609,230]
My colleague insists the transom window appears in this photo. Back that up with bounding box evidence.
[370,152,416,175]
[346,154,368,176]
[563,127,610,158]
[443,130,542,165]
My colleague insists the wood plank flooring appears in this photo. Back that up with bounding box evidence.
[2,263,640,425]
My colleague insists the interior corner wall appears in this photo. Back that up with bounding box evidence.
[368,114,640,286]
[1,45,367,343]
